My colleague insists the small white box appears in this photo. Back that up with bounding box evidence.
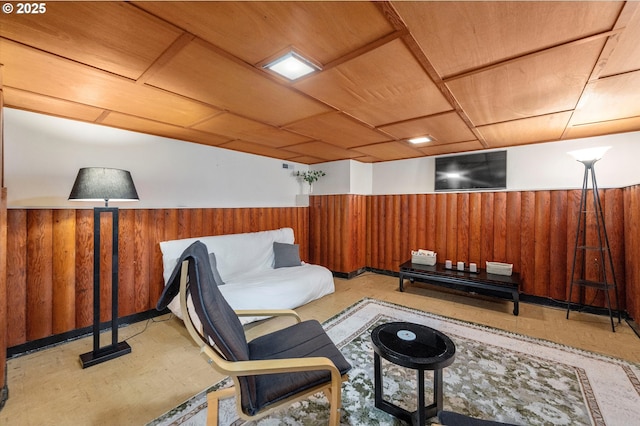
[412,252,437,266]
[486,261,513,276]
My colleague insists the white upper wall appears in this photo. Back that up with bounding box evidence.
[308,160,372,195]
[368,132,640,194]
[4,108,309,208]
[5,108,640,208]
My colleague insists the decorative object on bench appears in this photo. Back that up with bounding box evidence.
[157,241,351,426]
[158,228,334,326]
[411,249,437,266]
[68,167,139,368]
[485,261,513,276]
[399,261,521,315]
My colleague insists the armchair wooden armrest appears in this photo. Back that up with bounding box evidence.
[203,344,340,377]
[234,309,301,323]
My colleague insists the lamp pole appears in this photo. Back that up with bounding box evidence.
[565,149,620,332]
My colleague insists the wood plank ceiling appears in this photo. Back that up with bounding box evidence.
[1,1,639,164]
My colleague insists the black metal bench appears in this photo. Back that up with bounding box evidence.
[399,260,521,316]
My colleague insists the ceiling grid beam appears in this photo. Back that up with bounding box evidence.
[376,2,489,148]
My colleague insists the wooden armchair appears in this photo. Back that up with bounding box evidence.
[174,241,351,425]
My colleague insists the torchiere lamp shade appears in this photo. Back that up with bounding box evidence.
[69,167,139,204]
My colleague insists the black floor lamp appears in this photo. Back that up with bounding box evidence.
[69,167,139,367]
[565,147,621,332]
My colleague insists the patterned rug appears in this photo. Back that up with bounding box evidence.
[148,298,640,426]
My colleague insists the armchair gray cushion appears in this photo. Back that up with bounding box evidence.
[249,319,352,412]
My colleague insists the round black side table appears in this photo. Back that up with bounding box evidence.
[371,321,456,426]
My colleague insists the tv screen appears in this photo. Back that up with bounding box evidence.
[435,151,507,191]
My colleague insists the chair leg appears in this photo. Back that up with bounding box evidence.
[206,386,236,426]
[325,382,341,426]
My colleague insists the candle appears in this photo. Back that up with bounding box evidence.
[469,263,477,272]
[445,260,452,269]
[457,261,465,270]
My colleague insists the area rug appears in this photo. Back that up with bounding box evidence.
[148,298,640,426]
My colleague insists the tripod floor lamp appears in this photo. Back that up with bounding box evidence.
[565,147,621,332]
[69,167,139,367]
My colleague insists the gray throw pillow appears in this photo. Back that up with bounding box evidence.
[208,252,226,285]
[273,242,302,268]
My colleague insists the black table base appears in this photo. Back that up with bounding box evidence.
[371,322,455,426]
[374,353,444,425]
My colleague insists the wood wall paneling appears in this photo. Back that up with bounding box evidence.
[533,191,551,298]
[309,195,367,274]
[1,75,6,405]
[492,192,507,262]
[445,193,458,262]
[356,189,630,315]
[505,192,522,273]
[456,192,470,264]
[6,207,309,348]
[565,190,581,303]
[0,188,7,405]
[98,210,113,323]
[468,193,482,266]
[5,188,639,349]
[133,209,150,313]
[26,210,53,340]
[74,209,93,329]
[605,188,626,312]
[6,206,26,347]
[549,191,568,301]
[519,192,536,295]
[624,185,640,321]
[52,209,76,333]
[119,209,136,317]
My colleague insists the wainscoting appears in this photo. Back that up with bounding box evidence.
[309,195,367,276]
[5,186,640,350]
[5,207,309,347]
[366,190,626,302]
[624,185,640,322]
[309,187,640,323]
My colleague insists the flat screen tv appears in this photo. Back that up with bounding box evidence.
[435,151,507,191]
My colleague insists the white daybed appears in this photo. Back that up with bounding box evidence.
[158,227,335,324]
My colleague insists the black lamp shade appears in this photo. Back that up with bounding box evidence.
[69,167,139,203]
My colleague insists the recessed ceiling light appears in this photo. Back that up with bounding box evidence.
[264,51,320,81]
[408,136,432,144]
